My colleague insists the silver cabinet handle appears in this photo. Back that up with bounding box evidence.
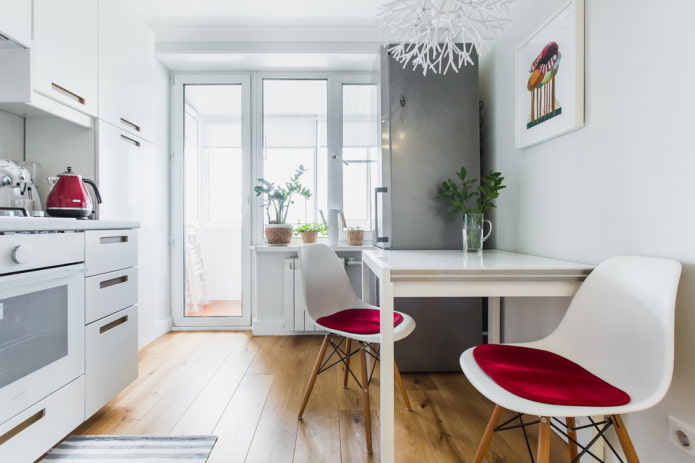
[99,275,128,289]
[374,187,389,244]
[120,117,141,133]
[51,83,85,105]
[0,409,45,445]
[100,235,129,245]
[120,134,141,148]
[99,315,128,334]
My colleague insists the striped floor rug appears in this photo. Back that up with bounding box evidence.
[44,435,217,462]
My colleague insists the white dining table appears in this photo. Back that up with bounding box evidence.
[361,249,594,463]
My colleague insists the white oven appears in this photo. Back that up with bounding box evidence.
[0,232,85,426]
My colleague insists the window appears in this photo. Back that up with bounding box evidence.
[258,74,378,239]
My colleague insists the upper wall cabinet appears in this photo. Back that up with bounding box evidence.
[98,0,155,143]
[0,0,32,47]
[33,0,98,117]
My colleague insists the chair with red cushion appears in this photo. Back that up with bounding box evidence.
[296,243,416,455]
[460,256,681,463]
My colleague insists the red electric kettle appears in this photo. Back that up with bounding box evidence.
[46,167,102,218]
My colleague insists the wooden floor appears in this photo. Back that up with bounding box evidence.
[73,331,569,462]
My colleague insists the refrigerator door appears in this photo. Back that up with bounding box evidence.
[377,46,480,250]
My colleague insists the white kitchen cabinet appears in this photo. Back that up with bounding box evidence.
[96,120,153,220]
[0,0,32,47]
[98,0,155,142]
[33,0,98,116]
[0,377,85,463]
[83,229,139,419]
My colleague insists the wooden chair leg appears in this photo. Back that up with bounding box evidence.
[359,342,373,455]
[611,415,640,463]
[342,338,352,388]
[537,417,551,463]
[298,335,329,419]
[566,417,579,461]
[394,361,412,411]
[473,405,506,463]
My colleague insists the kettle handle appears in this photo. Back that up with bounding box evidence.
[83,178,103,204]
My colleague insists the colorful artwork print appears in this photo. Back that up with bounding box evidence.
[527,42,561,128]
[515,0,584,149]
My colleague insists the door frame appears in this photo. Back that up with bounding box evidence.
[171,73,252,328]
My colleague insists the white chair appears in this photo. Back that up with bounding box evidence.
[460,256,681,463]
[296,243,416,455]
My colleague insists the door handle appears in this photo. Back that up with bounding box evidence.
[374,187,389,244]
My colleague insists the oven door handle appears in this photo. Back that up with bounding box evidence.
[0,264,86,287]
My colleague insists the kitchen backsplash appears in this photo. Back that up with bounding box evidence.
[0,109,24,162]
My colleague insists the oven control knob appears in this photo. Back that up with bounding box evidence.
[12,245,32,264]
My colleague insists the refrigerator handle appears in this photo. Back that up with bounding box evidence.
[374,187,389,244]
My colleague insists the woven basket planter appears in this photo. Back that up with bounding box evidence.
[347,229,364,246]
[300,230,319,244]
[265,224,293,245]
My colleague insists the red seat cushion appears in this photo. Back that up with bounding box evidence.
[317,308,404,335]
[473,344,630,407]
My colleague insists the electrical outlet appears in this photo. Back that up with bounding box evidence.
[669,416,695,458]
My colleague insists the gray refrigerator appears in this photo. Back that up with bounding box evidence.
[376,47,484,371]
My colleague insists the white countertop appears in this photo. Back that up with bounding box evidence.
[0,217,140,232]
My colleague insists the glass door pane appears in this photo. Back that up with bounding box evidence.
[183,84,244,319]
[342,84,378,231]
[261,79,328,227]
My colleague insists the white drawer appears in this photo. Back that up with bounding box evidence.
[85,305,138,418]
[85,266,138,324]
[85,229,137,276]
[0,376,85,463]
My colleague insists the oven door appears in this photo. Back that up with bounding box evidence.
[0,264,85,426]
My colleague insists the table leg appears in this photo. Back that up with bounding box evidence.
[379,271,395,463]
[488,297,501,344]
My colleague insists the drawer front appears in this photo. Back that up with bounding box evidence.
[85,229,137,276]
[85,305,138,418]
[0,376,85,462]
[85,267,138,324]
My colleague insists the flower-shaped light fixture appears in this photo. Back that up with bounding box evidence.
[379,0,516,75]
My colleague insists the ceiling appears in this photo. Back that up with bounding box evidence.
[126,0,389,71]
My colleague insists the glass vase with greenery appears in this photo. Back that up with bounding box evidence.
[437,166,506,253]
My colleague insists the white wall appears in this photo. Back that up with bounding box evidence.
[483,0,695,461]
[0,110,24,161]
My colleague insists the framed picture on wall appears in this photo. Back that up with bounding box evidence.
[515,0,584,149]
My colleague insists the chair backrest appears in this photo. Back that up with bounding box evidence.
[536,256,681,409]
[296,243,367,321]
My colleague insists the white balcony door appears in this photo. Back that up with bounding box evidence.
[171,74,252,327]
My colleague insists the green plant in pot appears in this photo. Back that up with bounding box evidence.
[437,166,506,253]
[254,165,312,245]
[294,222,328,244]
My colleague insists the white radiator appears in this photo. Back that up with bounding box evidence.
[284,256,361,333]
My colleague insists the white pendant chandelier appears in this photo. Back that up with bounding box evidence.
[379,0,515,75]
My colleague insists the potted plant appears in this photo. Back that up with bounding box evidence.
[346,226,365,246]
[294,222,328,244]
[437,166,506,253]
[254,165,312,245]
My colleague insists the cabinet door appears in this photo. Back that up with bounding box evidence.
[33,0,98,116]
[96,120,151,220]
[0,0,32,47]
[98,0,155,142]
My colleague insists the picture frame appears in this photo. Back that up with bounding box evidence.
[515,0,584,149]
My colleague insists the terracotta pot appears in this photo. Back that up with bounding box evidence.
[265,224,293,245]
[300,230,318,244]
[347,229,364,246]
